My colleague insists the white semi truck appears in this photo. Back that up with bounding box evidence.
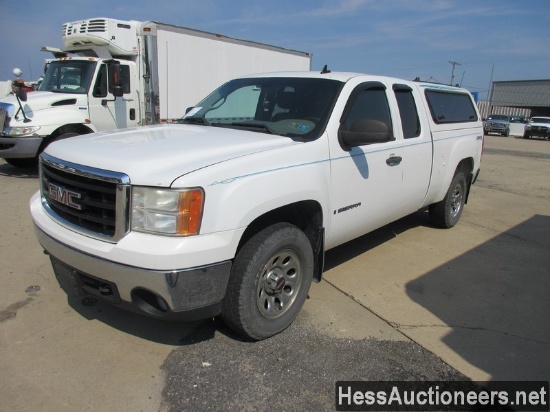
[0,17,312,167]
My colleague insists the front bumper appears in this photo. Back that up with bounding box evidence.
[484,124,508,134]
[34,226,232,321]
[0,136,43,158]
[525,127,550,138]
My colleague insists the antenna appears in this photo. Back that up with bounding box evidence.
[320,65,331,74]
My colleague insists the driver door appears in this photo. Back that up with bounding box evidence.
[88,62,139,131]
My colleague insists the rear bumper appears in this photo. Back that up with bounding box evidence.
[35,226,232,321]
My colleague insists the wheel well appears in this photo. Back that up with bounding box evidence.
[457,157,473,176]
[39,124,94,153]
[237,200,325,281]
[51,124,94,139]
[456,157,474,203]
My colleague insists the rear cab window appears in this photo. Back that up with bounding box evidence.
[424,89,479,124]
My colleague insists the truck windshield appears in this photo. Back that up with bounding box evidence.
[531,117,550,124]
[179,77,344,141]
[39,60,96,94]
[488,115,508,121]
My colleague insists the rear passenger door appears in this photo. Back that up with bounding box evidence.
[391,84,433,210]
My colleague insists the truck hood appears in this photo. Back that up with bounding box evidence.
[528,121,550,128]
[0,91,87,116]
[45,124,299,186]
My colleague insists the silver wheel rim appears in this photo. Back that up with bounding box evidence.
[256,249,303,319]
[450,183,463,219]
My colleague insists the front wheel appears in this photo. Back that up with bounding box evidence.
[222,223,314,340]
[429,171,467,228]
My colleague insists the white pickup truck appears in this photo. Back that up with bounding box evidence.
[30,70,483,340]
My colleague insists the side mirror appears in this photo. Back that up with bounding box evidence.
[339,119,394,150]
[16,88,28,102]
[14,88,31,123]
[108,60,123,97]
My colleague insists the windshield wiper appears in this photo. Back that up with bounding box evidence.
[213,121,274,135]
[178,117,210,126]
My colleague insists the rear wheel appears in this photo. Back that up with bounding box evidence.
[222,223,314,340]
[429,170,467,228]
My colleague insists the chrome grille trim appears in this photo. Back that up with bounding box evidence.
[40,153,131,243]
[0,108,7,131]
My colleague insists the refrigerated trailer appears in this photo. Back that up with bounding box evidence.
[0,17,312,167]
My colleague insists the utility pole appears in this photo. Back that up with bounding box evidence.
[449,60,461,86]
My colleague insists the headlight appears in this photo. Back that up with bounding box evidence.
[525,125,531,130]
[8,126,41,136]
[131,187,204,236]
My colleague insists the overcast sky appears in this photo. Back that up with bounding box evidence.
[1,0,548,100]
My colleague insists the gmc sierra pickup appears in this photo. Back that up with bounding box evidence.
[30,70,483,340]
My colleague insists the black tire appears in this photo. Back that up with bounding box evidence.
[222,222,314,340]
[429,170,467,228]
[4,157,38,168]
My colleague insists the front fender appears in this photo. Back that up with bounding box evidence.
[172,137,331,236]
[9,103,96,137]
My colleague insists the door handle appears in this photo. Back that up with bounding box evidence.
[386,155,402,166]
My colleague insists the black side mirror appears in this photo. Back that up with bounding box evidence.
[16,88,28,102]
[108,60,123,97]
[339,119,395,150]
[13,86,31,123]
[102,60,123,105]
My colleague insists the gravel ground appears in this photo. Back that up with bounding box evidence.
[161,314,470,412]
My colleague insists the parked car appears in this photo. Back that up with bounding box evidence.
[509,115,527,124]
[484,114,510,136]
[523,117,550,140]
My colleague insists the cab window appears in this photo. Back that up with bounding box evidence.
[342,83,392,133]
[394,85,420,139]
[92,64,131,98]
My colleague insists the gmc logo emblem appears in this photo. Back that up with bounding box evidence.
[47,183,82,210]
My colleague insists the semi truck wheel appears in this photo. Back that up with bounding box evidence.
[222,222,314,340]
[429,170,466,229]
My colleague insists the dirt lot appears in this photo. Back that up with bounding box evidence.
[0,135,548,411]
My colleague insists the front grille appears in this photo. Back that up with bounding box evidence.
[0,107,9,131]
[40,153,130,242]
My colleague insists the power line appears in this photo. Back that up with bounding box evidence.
[449,60,462,86]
